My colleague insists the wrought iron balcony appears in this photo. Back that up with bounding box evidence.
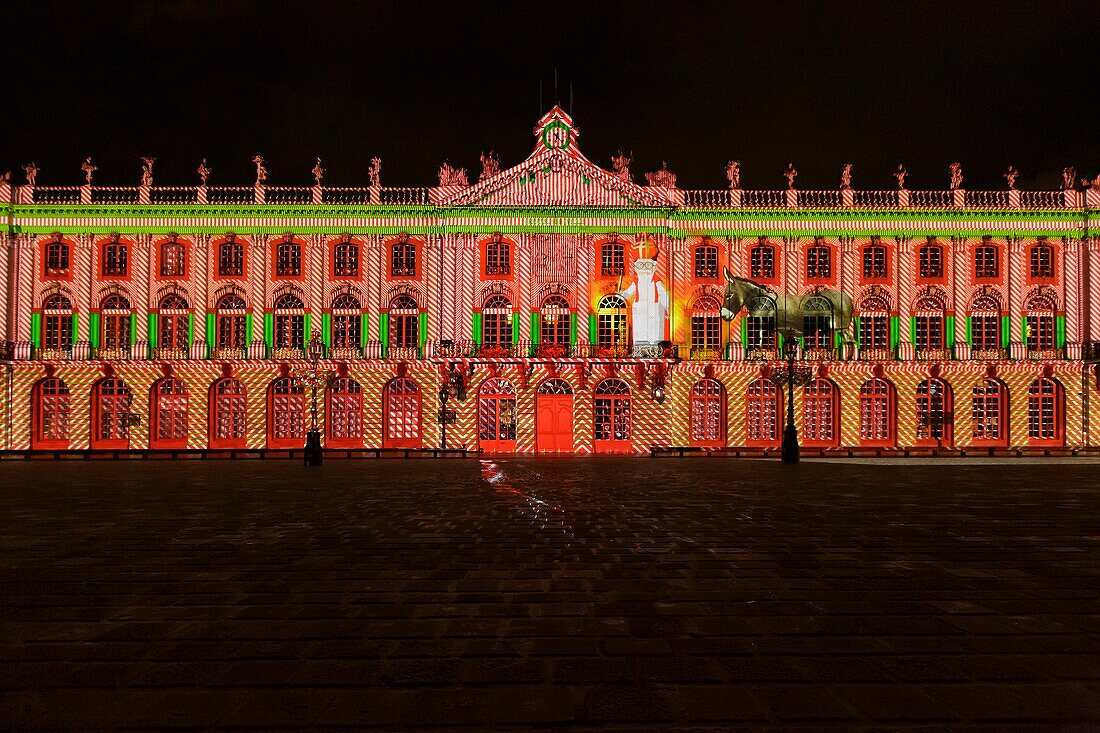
[212,347,247,360]
[329,346,362,360]
[271,346,304,360]
[94,346,131,360]
[1027,347,1065,361]
[152,347,188,360]
[688,346,723,361]
[35,346,73,361]
[857,347,894,362]
[744,347,781,362]
[971,347,1009,360]
[915,348,952,361]
[386,346,421,360]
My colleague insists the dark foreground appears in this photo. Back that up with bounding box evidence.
[2,458,1099,731]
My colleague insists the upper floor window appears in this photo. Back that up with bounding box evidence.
[482,295,513,349]
[486,239,511,276]
[540,295,571,347]
[600,240,624,277]
[334,241,359,277]
[1030,242,1054,279]
[331,293,362,349]
[46,240,70,275]
[391,239,417,277]
[596,295,628,347]
[690,296,722,352]
[857,295,890,352]
[863,243,887,279]
[806,243,831,279]
[273,293,305,349]
[746,295,777,350]
[389,295,419,349]
[919,241,943,279]
[160,240,186,278]
[975,243,999,279]
[694,244,719,279]
[750,241,775,279]
[970,294,1001,351]
[102,240,128,277]
[276,240,301,277]
[801,296,833,349]
[42,294,74,350]
[218,240,244,277]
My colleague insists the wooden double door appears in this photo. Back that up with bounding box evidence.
[535,378,574,453]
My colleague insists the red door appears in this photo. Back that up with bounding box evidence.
[536,378,574,453]
[478,378,517,453]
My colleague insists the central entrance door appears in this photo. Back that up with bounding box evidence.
[478,378,517,453]
[536,378,574,452]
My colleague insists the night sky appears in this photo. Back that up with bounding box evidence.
[2,1,1097,191]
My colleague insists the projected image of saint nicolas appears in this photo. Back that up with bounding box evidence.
[616,238,669,345]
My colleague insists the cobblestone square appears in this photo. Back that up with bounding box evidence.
[2,457,1099,730]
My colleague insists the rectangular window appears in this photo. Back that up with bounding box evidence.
[919,245,942,278]
[694,246,719,279]
[1030,246,1053,278]
[971,314,999,350]
[746,315,776,349]
[46,243,70,275]
[1026,315,1054,351]
[391,244,416,277]
[486,243,511,276]
[601,244,624,277]
[334,244,359,277]
[806,246,831,279]
[750,246,774,279]
[915,315,945,350]
[103,244,128,277]
[975,246,999,279]
[858,314,889,350]
[803,315,831,349]
[691,315,720,350]
[276,244,301,277]
[219,243,243,277]
[863,247,887,279]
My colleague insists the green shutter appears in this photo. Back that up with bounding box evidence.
[588,313,597,343]
[945,315,955,348]
[909,316,917,345]
[88,313,100,349]
[965,316,973,346]
[147,313,157,348]
[30,312,42,348]
[852,315,861,346]
[246,313,254,346]
[530,312,540,345]
[303,313,312,346]
[379,313,389,355]
[263,313,274,348]
[1021,316,1029,346]
[205,312,215,349]
[321,312,332,347]
[889,316,900,350]
[1056,314,1066,349]
[187,314,194,348]
[569,313,577,346]
[511,313,520,346]
[778,331,785,352]
[1001,315,1010,348]
[472,312,483,344]
[129,314,137,347]
[419,312,428,353]
[740,317,748,345]
[360,313,370,347]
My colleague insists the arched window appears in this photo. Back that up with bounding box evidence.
[486,239,511,276]
[540,295,571,348]
[746,378,780,445]
[1030,241,1054,279]
[802,296,833,350]
[32,378,70,449]
[596,295,628,349]
[331,293,362,350]
[600,240,625,277]
[102,240,128,277]
[914,295,946,353]
[918,240,943,279]
[974,241,999,279]
[694,244,719,279]
[391,239,416,277]
[275,240,302,277]
[803,378,838,447]
[100,294,131,352]
[45,240,70,276]
[268,377,305,448]
[478,378,517,452]
[971,378,1007,446]
[970,294,1001,353]
[593,378,631,452]
[160,240,186,277]
[218,240,244,277]
[750,240,775,279]
[806,241,831,279]
[273,294,305,350]
[691,296,722,356]
[859,378,895,446]
[211,377,247,449]
[1027,377,1064,445]
[482,295,513,350]
[383,377,421,448]
[42,294,73,350]
[1025,293,1057,353]
[327,378,363,446]
[746,295,777,351]
[389,295,419,351]
[689,378,725,447]
[334,240,359,277]
[92,378,132,449]
[857,295,889,352]
[158,294,190,352]
[216,294,247,351]
[862,242,888,279]
[916,378,953,446]
[152,378,188,448]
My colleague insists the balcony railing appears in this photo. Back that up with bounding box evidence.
[688,346,723,361]
[744,347,781,362]
[94,346,131,360]
[151,347,188,360]
[971,347,1009,360]
[1027,347,1064,361]
[857,347,894,361]
[915,348,952,361]
[34,346,73,361]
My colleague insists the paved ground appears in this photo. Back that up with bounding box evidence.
[1,457,1099,731]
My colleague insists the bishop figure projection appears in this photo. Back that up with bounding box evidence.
[616,238,669,346]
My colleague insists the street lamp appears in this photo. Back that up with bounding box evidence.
[294,331,334,466]
[769,328,813,464]
[438,363,466,450]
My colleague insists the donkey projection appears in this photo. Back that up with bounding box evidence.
[718,267,856,349]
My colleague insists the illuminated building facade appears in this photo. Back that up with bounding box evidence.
[3,107,1099,455]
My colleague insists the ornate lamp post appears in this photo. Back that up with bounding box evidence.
[438,363,466,450]
[294,331,334,466]
[770,328,813,464]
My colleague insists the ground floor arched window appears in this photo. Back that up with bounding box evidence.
[916,378,953,446]
[971,378,1007,447]
[211,378,247,449]
[151,377,189,449]
[1027,377,1064,446]
[802,378,838,447]
[859,378,895,447]
[32,377,70,449]
[746,378,780,446]
[689,378,726,447]
[383,377,421,448]
[593,378,631,452]
[478,378,517,452]
[92,378,133,450]
[268,376,305,448]
[327,377,363,447]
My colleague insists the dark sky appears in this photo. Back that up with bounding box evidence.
[2,1,1097,191]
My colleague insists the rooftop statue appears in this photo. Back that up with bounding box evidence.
[840,163,853,191]
[479,150,501,181]
[312,158,325,186]
[783,162,798,190]
[1062,167,1076,190]
[438,162,468,187]
[81,157,97,185]
[725,160,741,190]
[611,151,632,183]
[949,162,963,190]
[23,162,39,187]
[252,156,267,185]
[141,157,155,187]
[1003,165,1019,190]
[894,164,908,190]
[1083,173,1100,192]
[644,162,677,189]
[197,159,212,185]
[368,157,382,188]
